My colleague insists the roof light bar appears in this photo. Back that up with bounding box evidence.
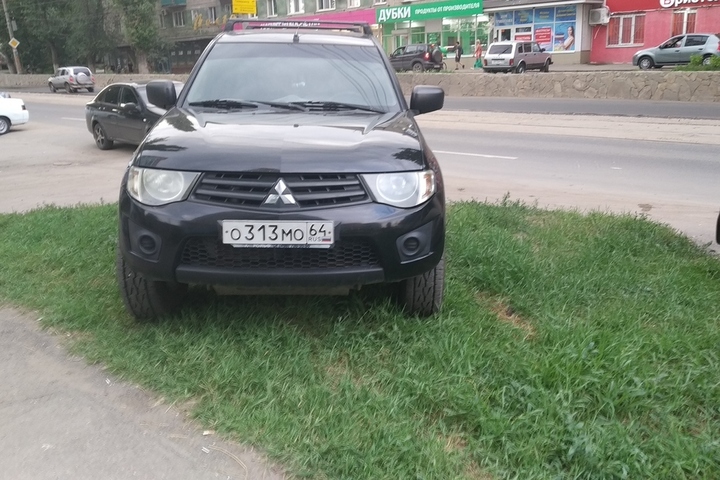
[224,19,373,36]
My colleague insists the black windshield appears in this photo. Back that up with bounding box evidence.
[184,42,400,114]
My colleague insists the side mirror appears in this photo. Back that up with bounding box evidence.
[122,102,140,114]
[147,80,177,110]
[409,85,444,115]
[541,48,546,52]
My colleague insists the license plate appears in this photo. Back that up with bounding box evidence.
[491,59,504,65]
[222,221,334,248]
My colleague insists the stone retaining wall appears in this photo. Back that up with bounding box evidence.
[2,71,719,102]
[397,71,720,102]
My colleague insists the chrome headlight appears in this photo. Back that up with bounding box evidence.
[362,170,435,208]
[126,166,200,206]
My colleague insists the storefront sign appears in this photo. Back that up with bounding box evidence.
[534,8,554,23]
[376,0,483,23]
[492,5,576,53]
[514,9,533,25]
[494,11,514,26]
[660,0,719,7]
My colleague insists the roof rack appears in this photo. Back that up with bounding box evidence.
[223,19,373,36]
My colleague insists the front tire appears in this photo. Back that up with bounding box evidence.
[397,255,445,317]
[93,122,114,150]
[116,249,187,322]
[541,60,550,72]
[638,56,654,70]
[0,116,9,135]
[49,83,56,93]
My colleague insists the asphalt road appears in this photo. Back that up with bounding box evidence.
[7,93,719,248]
[442,96,720,120]
[9,86,720,119]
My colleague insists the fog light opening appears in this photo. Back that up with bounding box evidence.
[402,236,421,256]
[138,234,157,255]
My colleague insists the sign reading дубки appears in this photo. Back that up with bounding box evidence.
[376,0,482,23]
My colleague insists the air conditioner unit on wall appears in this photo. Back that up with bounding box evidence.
[589,7,610,26]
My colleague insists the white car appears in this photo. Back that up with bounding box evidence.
[0,93,29,135]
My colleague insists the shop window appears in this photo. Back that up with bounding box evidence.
[607,14,644,46]
[317,0,335,11]
[267,0,277,16]
[672,10,696,36]
[173,10,185,28]
[348,0,360,7]
[288,0,304,14]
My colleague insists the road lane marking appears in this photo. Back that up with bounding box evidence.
[434,150,518,160]
[61,117,85,121]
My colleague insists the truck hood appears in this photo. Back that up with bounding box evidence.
[134,108,427,173]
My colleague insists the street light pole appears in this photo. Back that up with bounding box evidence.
[1,0,22,74]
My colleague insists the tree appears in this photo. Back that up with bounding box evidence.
[112,0,162,73]
[65,0,114,72]
[9,0,70,72]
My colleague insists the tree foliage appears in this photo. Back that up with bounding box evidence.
[112,0,163,56]
[1,0,159,73]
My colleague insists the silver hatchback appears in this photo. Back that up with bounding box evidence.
[633,33,720,69]
[483,40,552,74]
[48,66,95,94]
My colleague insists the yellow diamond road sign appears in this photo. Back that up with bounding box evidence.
[8,37,19,49]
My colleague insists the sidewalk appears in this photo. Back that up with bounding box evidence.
[0,308,285,480]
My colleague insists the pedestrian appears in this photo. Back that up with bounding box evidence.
[473,40,482,69]
[454,41,464,69]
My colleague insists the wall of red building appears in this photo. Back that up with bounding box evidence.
[590,4,720,64]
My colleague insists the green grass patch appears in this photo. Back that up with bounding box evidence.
[674,54,720,71]
[1,201,719,479]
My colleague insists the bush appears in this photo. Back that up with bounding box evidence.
[675,54,720,71]
[689,54,703,66]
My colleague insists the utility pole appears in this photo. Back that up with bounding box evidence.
[1,0,22,74]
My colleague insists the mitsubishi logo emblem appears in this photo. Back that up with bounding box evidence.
[263,179,297,205]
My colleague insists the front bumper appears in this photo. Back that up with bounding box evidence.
[118,178,445,289]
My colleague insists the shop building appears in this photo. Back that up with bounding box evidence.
[483,0,604,64]
[375,0,487,54]
[590,0,720,64]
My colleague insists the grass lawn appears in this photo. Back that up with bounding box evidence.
[0,201,718,479]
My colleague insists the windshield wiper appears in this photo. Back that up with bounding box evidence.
[289,101,385,114]
[188,99,308,112]
[250,100,307,111]
[188,99,259,110]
